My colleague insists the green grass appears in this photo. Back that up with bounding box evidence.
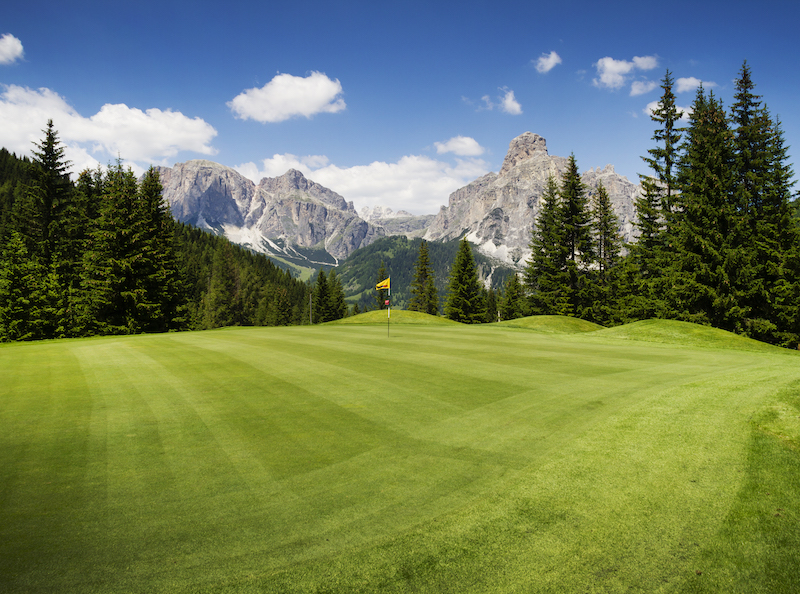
[1,318,799,592]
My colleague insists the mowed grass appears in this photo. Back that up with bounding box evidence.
[1,317,800,593]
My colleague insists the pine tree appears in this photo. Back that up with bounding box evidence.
[525,175,570,315]
[444,237,486,323]
[408,239,438,315]
[312,269,331,323]
[327,269,347,321]
[671,87,739,328]
[642,70,683,213]
[587,182,623,325]
[0,232,48,341]
[499,273,526,320]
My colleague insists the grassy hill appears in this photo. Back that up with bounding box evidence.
[1,319,799,592]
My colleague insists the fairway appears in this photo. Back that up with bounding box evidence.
[2,319,800,593]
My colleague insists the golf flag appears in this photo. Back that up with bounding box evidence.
[375,278,390,291]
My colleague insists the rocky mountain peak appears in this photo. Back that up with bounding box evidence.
[499,132,548,176]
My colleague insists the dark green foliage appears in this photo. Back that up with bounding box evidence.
[499,273,526,321]
[0,123,310,341]
[525,174,572,316]
[444,237,486,323]
[670,88,740,329]
[408,239,438,315]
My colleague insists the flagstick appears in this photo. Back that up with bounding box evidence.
[387,284,391,338]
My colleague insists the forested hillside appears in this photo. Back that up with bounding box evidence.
[0,122,310,341]
[335,235,516,311]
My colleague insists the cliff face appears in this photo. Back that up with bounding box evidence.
[424,132,639,266]
[156,160,384,263]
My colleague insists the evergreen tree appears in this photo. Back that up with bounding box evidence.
[671,87,739,328]
[408,239,438,315]
[525,175,570,315]
[642,70,683,213]
[499,273,526,320]
[484,287,498,323]
[327,269,347,321]
[312,268,331,323]
[444,237,486,323]
[587,182,623,325]
[0,232,49,341]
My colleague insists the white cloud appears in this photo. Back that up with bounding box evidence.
[0,84,218,174]
[235,153,490,215]
[228,71,345,123]
[466,88,522,115]
[500,88,522,115]
[434,136,485,157]
[675,76,717,93]
[534,51,562,74]
[632,55,659,71]
[630,80,658,96]
[0,34,23,65]
[593,55,659,91]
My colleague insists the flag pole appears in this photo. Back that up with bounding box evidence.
[387,283,391,338]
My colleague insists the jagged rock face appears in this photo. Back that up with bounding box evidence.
[156,160,384,262]
[424,132,639,267]
[359,206,435,238]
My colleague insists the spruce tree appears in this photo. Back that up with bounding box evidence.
[588,182,623,325]
[525,175,570,315]
[312,269,331,323]
[444,237,486,323]
[499,273,526,320]
[327,270,347,321]
[672,87,739,328]
[408,239,438,315]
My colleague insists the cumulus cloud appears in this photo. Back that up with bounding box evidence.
[675,76,717,93]
[630,80,658,96]
[0,84,218,174]
[593,55,659,92]
[0,34,23,65]
[228,71,346,123]
[534,51,562,73]
[235,152,490,215]
[434,135,485,157]
[500,88,522,115]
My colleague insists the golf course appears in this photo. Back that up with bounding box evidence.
[1,312,799,593]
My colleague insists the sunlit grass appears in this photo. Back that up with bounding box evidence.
[1,320,798,592]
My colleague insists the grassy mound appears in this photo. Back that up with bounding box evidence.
[594,318,787,352]
[495,314,604,334]
[328,309,459,325]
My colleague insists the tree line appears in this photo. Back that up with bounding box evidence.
[429,62,799,348]
[0,121,311,341]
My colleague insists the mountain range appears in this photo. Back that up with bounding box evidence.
[155,132,641,269]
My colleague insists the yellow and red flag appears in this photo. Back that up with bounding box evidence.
[375,278,390,291]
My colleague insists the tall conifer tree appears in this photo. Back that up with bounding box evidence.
[408,239,438,315]
[445,237,485,323]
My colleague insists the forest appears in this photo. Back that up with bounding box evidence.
[1,62,798,346]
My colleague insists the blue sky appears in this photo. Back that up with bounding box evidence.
[2,0,799,214]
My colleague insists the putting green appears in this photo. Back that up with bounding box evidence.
[1,318,799,592]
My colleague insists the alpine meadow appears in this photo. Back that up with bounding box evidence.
[2,43,800,594]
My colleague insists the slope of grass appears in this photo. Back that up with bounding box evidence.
[494,314,605,334]
[593,318,786,353]
[1,323,799,593]
[329,309,459,325]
